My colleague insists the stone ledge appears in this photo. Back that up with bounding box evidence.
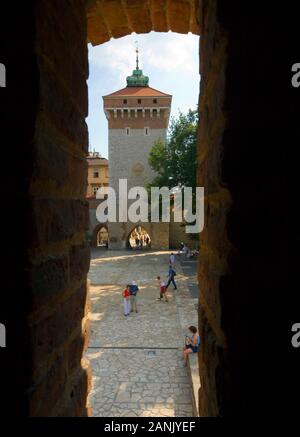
[186,352,200,417]
[174,260,200,416]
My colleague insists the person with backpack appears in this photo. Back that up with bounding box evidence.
[129,280,139,313]
[166,264,177,290]
[182,325,200,366]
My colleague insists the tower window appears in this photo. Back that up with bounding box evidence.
[144,127,149,136]
[123,99,127,104]
[93,171,99,178]
[153,99,157,104]
[138,99,141,104]
[125,127,130,136]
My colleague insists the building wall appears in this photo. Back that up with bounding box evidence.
[107,124,169,248]
[109,128,165,189]
[169,219,199,250]
[104,96,171,109]
[86,158,109,198]
[107,112,169,130]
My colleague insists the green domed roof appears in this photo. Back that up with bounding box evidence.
[126,46,149,87]
[126,68,149,87]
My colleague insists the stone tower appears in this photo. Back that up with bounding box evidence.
[103,49,172,249]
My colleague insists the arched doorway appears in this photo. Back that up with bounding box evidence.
[127,225,151,249]
[92,224,108,248]
[96,226,108,247]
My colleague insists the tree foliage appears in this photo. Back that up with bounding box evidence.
[148,109,198,190]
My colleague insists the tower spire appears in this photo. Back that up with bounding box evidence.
[135,40,139,70]
[126,41,149,87]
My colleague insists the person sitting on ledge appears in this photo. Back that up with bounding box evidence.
[181,325,200,366]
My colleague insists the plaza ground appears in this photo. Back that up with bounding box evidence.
[86,249,198,417]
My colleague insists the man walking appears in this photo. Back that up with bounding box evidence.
[166,265,177,290]
[169,252,175,266]
[130,280,139,313]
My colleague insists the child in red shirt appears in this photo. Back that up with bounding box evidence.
[156,276,168,302]
[122,284,131,316]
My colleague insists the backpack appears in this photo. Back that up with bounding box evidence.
[130,284,138,295]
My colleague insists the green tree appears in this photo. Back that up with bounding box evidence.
[148,109,198,190]
[147,109,199,244]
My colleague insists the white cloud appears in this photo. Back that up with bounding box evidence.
[144,33,199,74]
[88,32,199,89]
[89,40,133,88]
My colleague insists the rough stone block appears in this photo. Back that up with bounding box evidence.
[169,0,191,34]
[30,199,89,247]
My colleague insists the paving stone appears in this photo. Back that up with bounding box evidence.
[86,250,197,417]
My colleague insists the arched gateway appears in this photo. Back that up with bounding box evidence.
[127,225,151,249]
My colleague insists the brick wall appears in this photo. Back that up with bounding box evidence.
[87,0,200,45]
[0,0,91,417]
[197,0,231,416]
[198,0,300,416]
[26,0,91,416]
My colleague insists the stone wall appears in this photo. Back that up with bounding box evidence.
[87,0,200,45]
[169,219,199,250]
[108,126,168,249]
[88,199,101,237]
[109,128,165,188]
[29,0,91,416]
[197,0,231,416]
[198,0,300,416]
[0,0,91,417]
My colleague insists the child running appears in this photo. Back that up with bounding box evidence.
[122,284,131,316]
[156,276,168,302]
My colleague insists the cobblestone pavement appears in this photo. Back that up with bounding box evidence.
[86,250,198,417]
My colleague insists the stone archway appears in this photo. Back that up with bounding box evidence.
[14,0,202,417]
[86,0,200,46]
[127,225,151,249]
[91,224,108,248]
[2,0,206,418]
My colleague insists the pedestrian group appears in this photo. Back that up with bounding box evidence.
[120,249,200,366]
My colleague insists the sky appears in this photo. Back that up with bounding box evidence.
[87,32,200,158]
